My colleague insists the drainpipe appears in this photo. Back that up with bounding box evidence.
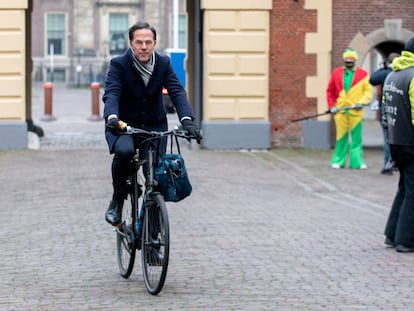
[26,0,44,137]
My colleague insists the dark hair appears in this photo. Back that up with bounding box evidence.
[405,37,414,54]
[128,21,157,41]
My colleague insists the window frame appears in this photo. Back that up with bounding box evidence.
[109,13,129,56]
[45,12,67,57]
[170,13,187,49]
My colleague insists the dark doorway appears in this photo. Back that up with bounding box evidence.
[374,41,405,60]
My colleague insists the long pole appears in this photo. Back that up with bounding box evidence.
[290,104,370,122]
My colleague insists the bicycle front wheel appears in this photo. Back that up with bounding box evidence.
[116,191,136,278]
[141,193,170,295]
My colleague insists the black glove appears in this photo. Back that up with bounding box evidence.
[354,103,364,110]
[329,107,339,114]
[106,117,120,135]
[181,119,202,143]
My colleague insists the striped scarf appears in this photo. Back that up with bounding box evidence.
[130,48,155,86]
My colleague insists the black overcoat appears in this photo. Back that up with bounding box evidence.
[103,49,193,153]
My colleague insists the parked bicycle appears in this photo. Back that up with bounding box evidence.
[114,124,195,295]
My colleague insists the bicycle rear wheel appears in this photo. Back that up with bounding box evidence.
[116,190,136,278]
[141,193,170,295]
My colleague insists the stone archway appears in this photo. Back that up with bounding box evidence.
[347,20,414,67]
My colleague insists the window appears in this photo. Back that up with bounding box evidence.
[170,14,187,49]
[109,13,128,55]
[46,13,66,55]
[178,14,187,49]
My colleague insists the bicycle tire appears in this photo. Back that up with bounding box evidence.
[116,188,137,278]
[141,193,170,295]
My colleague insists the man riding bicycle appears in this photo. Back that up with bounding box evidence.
[103,21,202,226]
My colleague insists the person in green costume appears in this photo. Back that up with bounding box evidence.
[326,49,373,169]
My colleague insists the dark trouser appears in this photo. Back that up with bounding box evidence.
[379,107,392,167]
[111,134,167,201]
[384,144,414,246]
[380,123,391,167]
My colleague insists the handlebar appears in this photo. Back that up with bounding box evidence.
[122,124,195,141]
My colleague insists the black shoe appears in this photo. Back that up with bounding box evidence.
[396,244,414,253]
[384,160,398,172]
[105,199,123,226]
[384,237,396,247]
[381,168,393,175]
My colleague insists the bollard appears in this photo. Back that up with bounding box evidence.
[40,82,56,121]
[88,82,103,121]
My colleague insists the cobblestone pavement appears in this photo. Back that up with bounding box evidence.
[0,85,413,310]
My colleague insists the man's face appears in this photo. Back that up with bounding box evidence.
[344,58,355,70]
[130,28,156,63]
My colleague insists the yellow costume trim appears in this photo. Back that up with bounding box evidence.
[342,49,358,60]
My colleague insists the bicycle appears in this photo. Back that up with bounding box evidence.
[114,124,194,295]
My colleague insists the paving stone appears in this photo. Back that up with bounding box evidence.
[0,84,412,310]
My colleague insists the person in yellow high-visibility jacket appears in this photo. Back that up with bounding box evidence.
[326,49,373,169]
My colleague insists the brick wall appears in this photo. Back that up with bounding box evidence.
[332,0,414,68]
[269,0,317,147]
